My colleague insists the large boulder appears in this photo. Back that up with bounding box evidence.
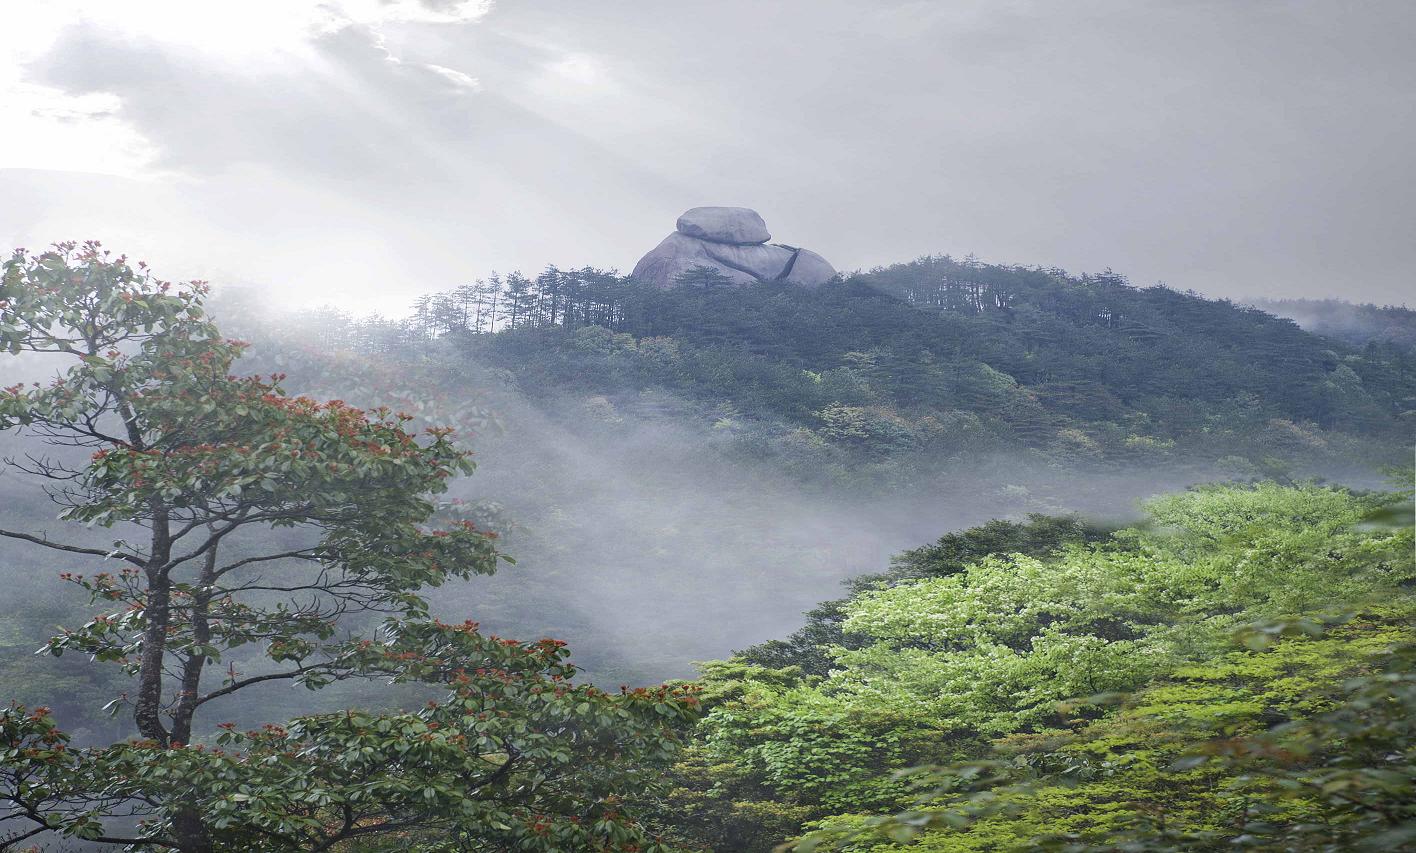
[631,232,759,288]
[702,241,797,280]
[783,248,835,287]
[632,207,836,289]
[675,206,771,244]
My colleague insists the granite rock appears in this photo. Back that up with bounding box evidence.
[633,208,836,289]
[675,206,771,244]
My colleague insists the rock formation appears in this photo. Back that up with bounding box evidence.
[631,206,836,289]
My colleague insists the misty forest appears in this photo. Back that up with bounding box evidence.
[2,236,1412,852]
[2,3,1415,853]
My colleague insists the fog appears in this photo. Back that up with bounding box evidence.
[0,288,1387,693]
[0,287,1397,717]
[1246,297,1416,350]
[199,298,1246,684]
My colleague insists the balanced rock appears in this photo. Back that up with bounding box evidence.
[632,207,836,289]
[675,206,771,244]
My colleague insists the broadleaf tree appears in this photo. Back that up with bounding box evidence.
[0,243,699,852]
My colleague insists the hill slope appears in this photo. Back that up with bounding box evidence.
[416,256,1413,482]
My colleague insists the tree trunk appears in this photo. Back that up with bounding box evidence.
[171,807,214,853]
[135,570,171,745]
[127,403,172,747]
[170,546,216,745]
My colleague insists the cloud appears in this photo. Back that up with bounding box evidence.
[340,0,495,25]
[0,0,496,176]
[0,84,155,177]
[422,63,482,91]
[2,0,1413,309]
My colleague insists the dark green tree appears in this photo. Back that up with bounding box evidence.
[0,243,698,852]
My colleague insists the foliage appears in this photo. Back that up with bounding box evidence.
[0,243,699,851]
[788,610,1416,852]
[667,482,1413,851]
[738,515,1112,676]
[2,621,699,852]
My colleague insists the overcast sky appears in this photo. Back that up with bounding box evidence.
[1,0,1412,313]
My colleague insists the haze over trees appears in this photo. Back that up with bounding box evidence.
[1,242,1412,851]
[1246,297,1416,350]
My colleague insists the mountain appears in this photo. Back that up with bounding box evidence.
[170,253,1411,687]
[403,255,1413,483]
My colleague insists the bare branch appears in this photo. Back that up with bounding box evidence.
[0,795,177,850]
[0,528,145,567]
[193,663,331,709]
[0,822,49,847]
[213,548,321,578]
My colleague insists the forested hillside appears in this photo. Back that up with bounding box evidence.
[355,256,1412,484]
[284,257,1416,850]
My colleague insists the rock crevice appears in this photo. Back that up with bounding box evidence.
[774,246,803,282]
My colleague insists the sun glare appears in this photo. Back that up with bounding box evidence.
[0,0,495,177]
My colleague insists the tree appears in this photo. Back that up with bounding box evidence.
[785,612,1416,852]
[685,483,1412,850]
[0,243,698,851]
[672,265,739,290]
[737,515,1110,676]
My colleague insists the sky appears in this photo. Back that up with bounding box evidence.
[0,0,1412,314]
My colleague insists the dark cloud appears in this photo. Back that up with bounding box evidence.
[2,0,1413,308]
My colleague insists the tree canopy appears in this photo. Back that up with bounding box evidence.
[655,482,1414,851]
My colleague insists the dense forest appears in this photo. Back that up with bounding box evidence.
[1,245,1413,851]
[300,255,1414,484]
